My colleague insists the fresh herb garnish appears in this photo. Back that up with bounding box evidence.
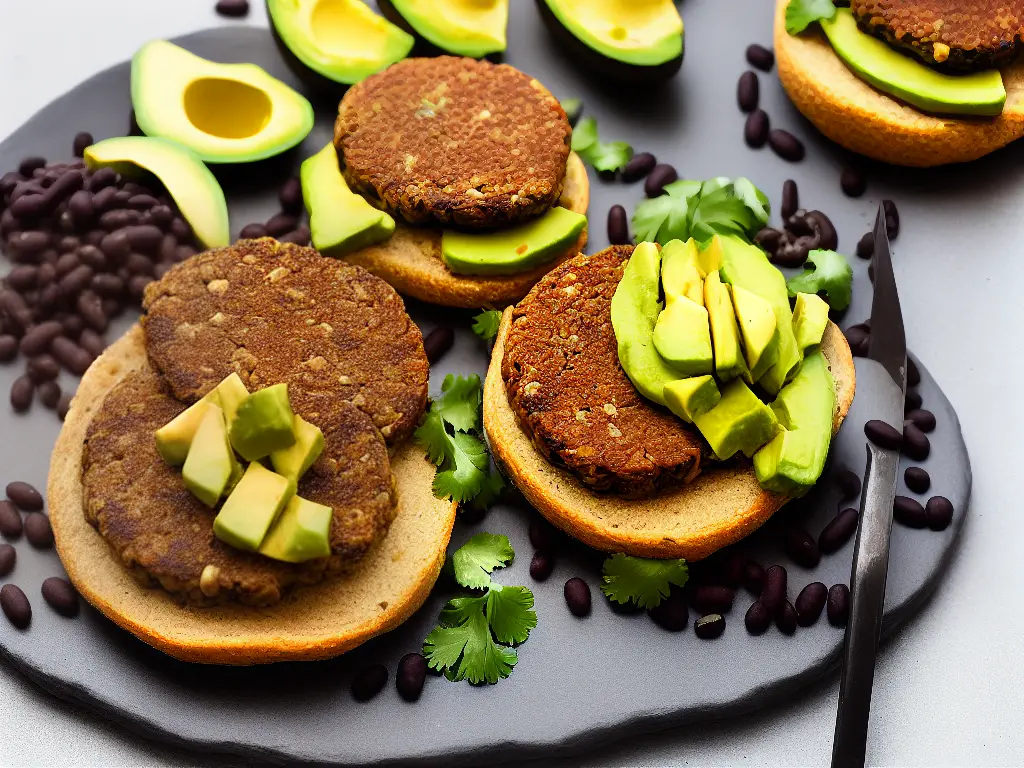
[786,249,853,311]
[785,0,836,35]
[472,309,502,343]
[560,97,583,127]
[600,553,690,609]
[423,533,537,684]
[571,116,634,173]
[632,177,770,246]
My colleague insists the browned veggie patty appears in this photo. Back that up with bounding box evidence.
[502,247,705,498]
[852,0,1024,72]
[82,370,396,606]
[335,56,571,230]
[142,238,429,445]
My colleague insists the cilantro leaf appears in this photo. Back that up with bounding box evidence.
[472,310,502,343]
[432,431,489,503]
[632,178,770,246]
[785,0,836,34]
[786,249,853,311]
[570,116,633,173]
[571,116,598,154]
[560,97,583,126]
[486,584,538,645]
[631,180,701,244]
[414,410,450,466]
[732,177,771,227]
[423,597,519,684]
[470,469,506,512]
[600,553,689,609]
[452,532,514,589]
[436,374,481,432]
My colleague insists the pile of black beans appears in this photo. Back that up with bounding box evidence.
[237,176,311,246]
[753,179,839,267]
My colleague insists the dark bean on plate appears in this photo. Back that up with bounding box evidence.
[744,109,770,148]
[926,496,954,531]
[894,495,927,528]
[795,582,828,626]
[761,565,787,613]
[78,328,106,358]
[827,584,850,626]
[91,186,118,212]
[0,544,14,577]
[819,508,859,554]
[0,336,17,362]
[746,43,775,71]
[91,273,124,297]
[0,500,23,539]
[99,209,141,231]
[744,600,771,635]
[279,226,311,246]
[396,653,427,702]
[51,336,93,375]
[72,132,94,158]
[904,466,930,494]
[882,199,899,236]
[43,170,84,206]
[422,325,454,364]
[564,577,592,617]
[169,217,192,242]
[905,408,936,433]
[737,71,759,112]
[781,179,799,220]
[351,663,388,702]
[126,194,159,210]
[8,229,51,257]
[645,164,678,198]
[743,560,764,596]
[18,157,46,177]
[128,275,154,299]
[754,227,782,253]
[19,321,63,357]
[125,252,155,276]
[840,167,867,197]
[216,0,251,17]
[607,204,630,244]
[125,224,163,253]
[0,291,33,331]
[1,584,31,629]
[901,422,930,461]
[807,210,838,250]
[7,481,43,512]
[279,177,303,214]
[529,551,554,582]
[6,265,38,290]
[783,527,820,568]
[87,167,117,192]
[41,577,79,618]
[57,393,72,420]
[59,264,95,297]
[10,375,35,411]
[55,251,81,277]
[24,512,53,548]
[907,357,921,387]
[621,152,657,183]
[265,213,298,237]
[694,613,725,639]
[78,292,108,334]
[844,326,868,356]
[60,314,84,338]
[38,380,62,409]
[775,601,798,635]
[647,589,688,631]
[238,223,268,240]
[769,130,805,162]
[691,585,735,614]
[176,245,197,262]
[528,518,558,553]
[865,419,902,450]
[905,392,923,415]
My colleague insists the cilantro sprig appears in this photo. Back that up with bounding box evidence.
[600,553,689,609]
[571,116,633,173]
[423,533,537,684]
[786,249,853,311]
[632,177,770,247]
[785,0,836,35]
[472,309,502,343]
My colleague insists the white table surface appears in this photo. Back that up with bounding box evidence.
[0,1,1019,766]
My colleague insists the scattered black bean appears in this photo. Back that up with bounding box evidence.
[1,584,31,629]
[925,496,954,531]
[607,204,630,245]
[51,336,93,375]
[648,590,689,631]
[10,375,34,412]
[239,223,268,240]
[422,325,454,364]
[827,584,850,626]
[0,500,23,539]
[722,551,745,589]
[855,232,874,260]
[753,227,782,253]
[0,336,18,362]
[894,495,927,528]
[37,380,61,409]
[746,44,775,71]
[125,224,163,253]
[744,600,771,635]
[776,601,797,635]
[279,226,311,246]
[23,512,53,548]
[396,653,426,702]
[883,199,899,239]
[18,157,46,177]
[761,565,787,613]
[795,582,828,626]
[694,613,725,639]
[621,152,657,183]
[529,518,558,553]
[0,544,14,577]
[840,167,866,197]
[807,210,838,251]
[905,389,923,412]
[906,408,935,433]
[737,71,759,113]
[865,419,902,450]
[72,132,94,158]
[564,577,592,617]
[645,164,678,198]
[691,585,735,614]
[265,212,297,237]
[901,422,930,461]
[99,209,141,231]
[835,470,862,502]
[907,357,921,387]
[769,130,805,162]
[744,110,770,148]
[41,577,79,618]
[781,180,799,219]
[529,551,554,582]
[278,177,304,214]
[904,466,931,494]
[844,327,868,358]
[743,560,764,596]
[783,527,820,568]
[215,0,250,17]
[819,508,859,554]
[19,321,63,357]
[351,663,388,702]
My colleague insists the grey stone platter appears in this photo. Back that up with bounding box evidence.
[0,2,972,765]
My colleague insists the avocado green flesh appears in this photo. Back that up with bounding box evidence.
[213,462,296,552]
[84,136,230,248]
[821,9,1005,117]
[210,373,250,426]
[664,375,720,423]
[731,284,780,382]
[703,270,744,382]
[541,0,683,67]
[301,144,395,257]
[693,379,779,461]
[792,292,830,353]
[441,207,587,276]
[268,0,413,84]
[182,404,234,508]
[270,415,325,483]
[259,496,333,563]
[155,400,217,466]
[131,40,314,163]
[230,384,297,462]
[386,0,508,58]
[652,298,713,376]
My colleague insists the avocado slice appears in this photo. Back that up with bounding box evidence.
[754,350,836,496]
[610,242,680,406]
[258,495,333,563]
[182,404,235,508]
[213,462,296,552]
[792,292,830,353]
[230,383,297,462]
[718,235,801,396]
[441,207,587,276]
[703,270,745,382]
[661,239,705,301]
[155,400,218,466]
[731,285,780,382]
[270,415,325,483]
[131,40,314,164]
[663,375,721,423]
[537,0,684,81]
[379,0,508,58]
[84,136,229,249]
[211,373,250,426]
[300,144,395,258]
[692,378,780,461]
[267,0,413,86]
[821,9,1005,117]
[653,299,713,376]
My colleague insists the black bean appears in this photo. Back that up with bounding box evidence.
[0,500,22,539]
[43,170,84,207]
[645,164,678,198]
[351,663,388,702]
[904,409,935,434]
[128,275,153,298]
[819,508,859,554]
[19,321,63,357]
[901,422,930,461]
[279,226,311,246]
[78,329,106,358]
[99,209,141,231]
[691,585,734,614]
[158,234,179,262]
[278,177,303,214]
[413,326,451,367]
[59,264,94,297]
[746,43,774,71]
[18,157,46,177]
[55,251,81,277]
[91,186,118,212]
[98,231,131,263]
[648,589,689,631]
[0,335,17,362]
[238,223,268,240]
[125,224,163,253]
[10,375,34,412]
[72,132,94,158]
[840,167,866,197]
[8,229,51,258]
[827,584,850,626]
[761,565,787,613]
[176,245,196,262]
[87,167,117,192]
[0,171,24,199]
[907,357,921,387]
[126,194,159,210]
[77,291,108,333]
[51,336,93,375]
[149,205,174,229]
[125,252,154,276]
[58,235,81,253]
[904,466,931,494]
[529,551,554,582]
[743,560,764,596]
[0,290,33,332]
[564,577,592,617]
[57,393,72,420]
[41,577,79,618]
[91,273,124,297]
[807,210,838,251]
[781,179,799,220]
[396,653,426,702]
[694,613,725,639]
[265,213,298,237]
[775,601,798,635]
[795,582,828,626]
[744,600,771,635]
[737,71,759,113]
[6,265,38,290]
[905,389,923,412]
[170,218,192,242]
[883,199,899,238]
[894,495,927,528]
[926,496,954,531]
[37,380,61,409]
[0,543,14,577]
[1,584,31,629]
[528,518,558,553]
[607,204,630,244]
[783,527,820,568]
[9,193,47,222]
[721,551,745,589]
[865,419,902,450]
[621,152,657,183]
[113,189,133,205]
[769,130,805,162]
[6,481,42,512]
[844,327,868,358]
[754,227,782,254]
[216,0,251,17]
[60,314,84,338]
[744,109,770,148]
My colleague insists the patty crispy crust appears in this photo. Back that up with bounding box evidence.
[82,370,397,606]
[502,247,705,498]
[142,238,428,445]
[852,0,1024,73]
[335,56,572,230]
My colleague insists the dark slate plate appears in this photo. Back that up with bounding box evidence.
[0,2,971,765]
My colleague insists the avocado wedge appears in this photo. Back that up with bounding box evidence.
[379,0,508,58]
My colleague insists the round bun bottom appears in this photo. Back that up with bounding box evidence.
[484,309,856,560]
[48,325,457,665]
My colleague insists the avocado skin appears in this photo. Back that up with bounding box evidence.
[534,0,683,84]
[377,0,506,62]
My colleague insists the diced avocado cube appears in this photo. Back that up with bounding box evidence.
[652,298,714,376]
[270,415,325,483]
[792,292,830,354]
[182,404,234,508]
[692,378,780,461]
[731,284,781,382]
[258,495,333,563]
[212,462,296,552]
[664,376,721,423]
[662,238,706,298]
[211,373,250,426]
[229,383,297,462]
[704,270,745,382]
[155,399,218,466]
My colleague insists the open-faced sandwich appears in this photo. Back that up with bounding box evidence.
[485,236,856,559]
[48,239,456,664]
[776,0,1024,166]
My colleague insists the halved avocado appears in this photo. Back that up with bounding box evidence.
[536,0,684,82]
[267,0,414,87]
[131,40,314,163]
[378,0,508,58]
[84,136,230,248]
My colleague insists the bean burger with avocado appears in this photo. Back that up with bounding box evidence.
[484,236,856,560]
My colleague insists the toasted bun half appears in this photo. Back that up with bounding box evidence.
[484,309,856,560]
[48,325,456,665]
[341,152,590,309]
[774,0,1024,166]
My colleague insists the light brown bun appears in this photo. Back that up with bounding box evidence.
[342,152,590,308]
[774,0,1024,166]
[48,325,457,665]
[484,309,856,561]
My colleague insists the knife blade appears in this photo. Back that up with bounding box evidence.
[831,204,907,768]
